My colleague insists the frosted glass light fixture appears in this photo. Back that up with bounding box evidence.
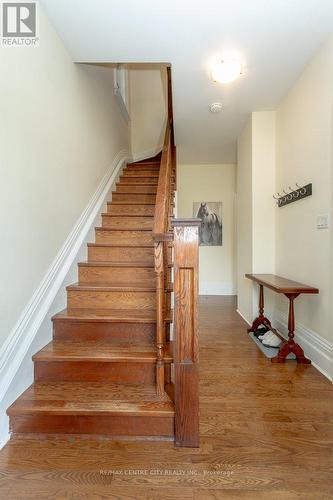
[212,59,242,83]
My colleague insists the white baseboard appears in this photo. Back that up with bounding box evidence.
[131,146,162,162]
[199,282,236,296]
[274,313,332,381]
[0,149,130,449]
[236,309,252,326]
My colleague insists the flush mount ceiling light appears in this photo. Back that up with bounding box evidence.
[211,59,242,84]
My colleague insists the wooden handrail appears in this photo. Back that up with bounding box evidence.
[153,67,175,397]
[152,125,172,240]
[153,66,199,447]
[167,66,175,147]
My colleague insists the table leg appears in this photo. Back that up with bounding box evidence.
[271,293,311,364]
[248,284,272,333]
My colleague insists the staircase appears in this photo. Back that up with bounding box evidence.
[7,154,176,441]
[7,68,200,447]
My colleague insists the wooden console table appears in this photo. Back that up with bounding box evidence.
[245,274,319,364]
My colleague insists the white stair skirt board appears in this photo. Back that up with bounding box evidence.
[236,309,333,382]
[131,146,162,162]
[200,282,236,296]
[274,313,333,381]
[0,149,131,449]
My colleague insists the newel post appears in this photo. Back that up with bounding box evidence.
[172,219,200,447]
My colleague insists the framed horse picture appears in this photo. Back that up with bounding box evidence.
[193,202,223,246]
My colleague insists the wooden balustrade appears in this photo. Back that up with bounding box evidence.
[153,67,200,447]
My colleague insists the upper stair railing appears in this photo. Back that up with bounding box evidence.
[153,67,200,448]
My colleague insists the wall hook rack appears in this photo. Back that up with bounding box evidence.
[273,183,312,207]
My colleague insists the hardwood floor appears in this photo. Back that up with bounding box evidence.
[1,296,333,499]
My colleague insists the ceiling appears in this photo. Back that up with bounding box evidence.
[41,0,333,164]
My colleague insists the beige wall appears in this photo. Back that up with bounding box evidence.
[237,120,253,320]
[177,164,236,295]
[275,36,333,343]
[237,112,276,322]
[0,9,130,348]
[129,66,167,160]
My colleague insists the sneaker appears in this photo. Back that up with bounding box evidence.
[253,326,268,338]
[262,332,281,348]
[258,331,272,341]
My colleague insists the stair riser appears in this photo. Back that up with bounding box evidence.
[119,176,158,184]
[34,361,155,384]
[123,171,159,177]
[112,193,156,203]
[107,204,155,216]
[123,172,159,181]
[53,320,156,342]
[79,266,155,285]
[88,245,154,263]
[127,162,160,167]
[67,290,156,310]
[126,165,159,171]
[95,230,153,245]
[10,415,174,437]
[102,215,153,230]
[116,185,157,194]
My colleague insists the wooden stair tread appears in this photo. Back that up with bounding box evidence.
[95,226,152,232]
[67,282,156,292]
[7,382,174,417]
[52,308,172,323]
[107,200,156,205]
[101,213,153,218]
[112,191,156,195]
[122,173,159,177]
[78,261,171,268]
[119,177,158,183]
[67,283,173,293]
[33,340,173,363]
[127,162,160,166]
[87,243,156,248]
[117,182,158,186]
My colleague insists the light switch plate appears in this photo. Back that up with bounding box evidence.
[317,214,330,229]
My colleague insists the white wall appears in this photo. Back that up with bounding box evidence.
[177,164,236,295]
[275,36,333,346]
[237,120,253,320]
[129,65,167,160]
[237,112,276,322]
[0,8,130,350]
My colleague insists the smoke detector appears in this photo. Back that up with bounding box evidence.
[210,102,223,113]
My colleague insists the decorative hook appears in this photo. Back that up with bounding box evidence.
[283,189,292,201]
[296,182,306,195]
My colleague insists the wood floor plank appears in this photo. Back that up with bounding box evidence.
[1,296,333,497]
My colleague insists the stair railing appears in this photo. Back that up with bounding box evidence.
[153,67,200,447]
